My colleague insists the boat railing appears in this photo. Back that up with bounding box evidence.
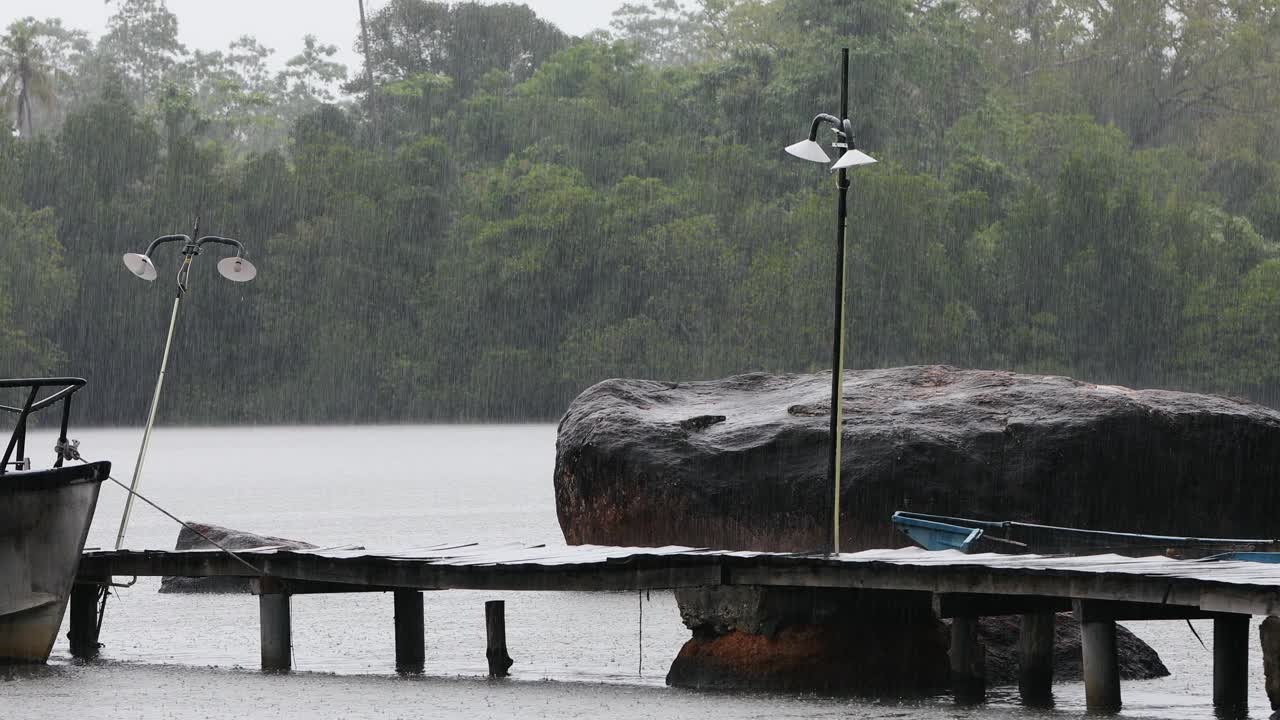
[0,377,87,474]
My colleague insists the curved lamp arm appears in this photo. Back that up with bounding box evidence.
[805,113,853,142]
[142,234,251,258]
[196,235,248,256]
[143,234,191,257]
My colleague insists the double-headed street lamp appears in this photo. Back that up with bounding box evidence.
[115,222,257,550]
[784,48,877,555]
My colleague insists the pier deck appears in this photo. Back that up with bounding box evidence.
[75,543,1280,713]
[78,543,1280,611]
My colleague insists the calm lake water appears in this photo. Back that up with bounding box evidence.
[1,425,1273,718]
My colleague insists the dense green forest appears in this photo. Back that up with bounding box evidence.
[1,0,1279,424]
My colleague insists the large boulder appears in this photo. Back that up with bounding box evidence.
[977,613,1167,683]
[665,587,1167,692]
[555,366,1280,551]
[555,366,1255,693]
[159,522,317,593]
[667,586,950,693]
[1261,617,1280,711]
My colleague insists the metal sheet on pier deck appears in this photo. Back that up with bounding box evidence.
[80,544,1280,615]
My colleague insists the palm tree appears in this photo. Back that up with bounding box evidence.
[0,20,58,138]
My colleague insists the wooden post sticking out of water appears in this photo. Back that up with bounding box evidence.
[1075,600,1121,712]
[258,579,292,672]
[950,615,985,702]
[1018,611,1054,704]
[67,582,103,660]
[393,590,425,673]
[1213,614,1249,713]
[485,600,513,677]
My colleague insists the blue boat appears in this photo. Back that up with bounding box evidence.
[1200,552,1280,563]
[892,511,1280,559]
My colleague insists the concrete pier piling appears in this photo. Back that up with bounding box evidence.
[1213,614,1249,714]
[393,590,425,673]
[258,585,292,672]
[1018,611,1054,705]
[486,600,513,677]
[1075,601,1121,712]
[949,615,985,702]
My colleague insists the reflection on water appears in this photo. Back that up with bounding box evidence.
[6,426,1271,719]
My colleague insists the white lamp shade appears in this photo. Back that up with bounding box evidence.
[122,253,158,281]
[784,139,831,163]
[217,256,258,282]
[831,148,878,170]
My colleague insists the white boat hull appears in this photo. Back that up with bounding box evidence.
[0,462,108,663]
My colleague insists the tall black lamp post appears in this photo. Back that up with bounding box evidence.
[783,48,877,554]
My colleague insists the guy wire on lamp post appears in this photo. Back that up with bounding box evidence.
[783,48,878,554]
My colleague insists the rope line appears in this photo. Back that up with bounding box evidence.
[1186,618,1208,651]
[91,464,266,577]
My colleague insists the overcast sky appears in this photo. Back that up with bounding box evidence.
[2,0,629,71]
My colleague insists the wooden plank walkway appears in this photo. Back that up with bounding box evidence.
[74,543,1280,714]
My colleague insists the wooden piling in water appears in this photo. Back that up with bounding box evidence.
[1017,611,1054,704]
[485,600,513,677]
[393,590,425,673]
[258,582,292,672]
[1075,600,1121,712]
[949,615,985,702]
[1213,614,1249,713]
[67,582,102,660]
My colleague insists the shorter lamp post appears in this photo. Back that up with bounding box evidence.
[783,48,877,555]
[116,223,257,550]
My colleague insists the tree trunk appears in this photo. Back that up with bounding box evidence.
[17,62,32,138]
[358,0,377,128]
[17,89,29,138]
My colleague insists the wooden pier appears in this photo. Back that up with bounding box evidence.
[75,543,1280,713]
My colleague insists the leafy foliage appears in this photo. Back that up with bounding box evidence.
[3,0,1280,423]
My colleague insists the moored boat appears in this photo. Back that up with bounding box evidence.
[0,378,109,663]
[892,510,1280,558]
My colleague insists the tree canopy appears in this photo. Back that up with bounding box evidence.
[3,0,1280,424]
